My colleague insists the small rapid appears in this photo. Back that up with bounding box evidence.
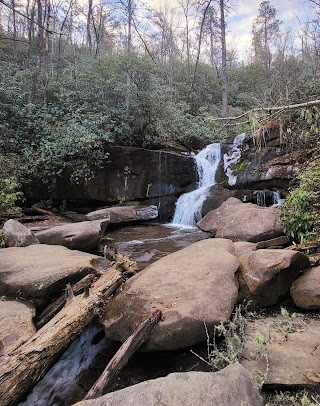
[171,143,221,227]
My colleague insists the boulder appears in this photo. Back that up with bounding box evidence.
[86,205,158,224]
[0,300,36,355]
[201,185,255,216]
[101,239,239,351]
[238,249,310,309]
[36,220,109,252]
[291,266,320,309]
[233,241,257,258]
[73,363,263,406]
[2,219,39,247]
[241,316,320,386]
[197,197,284,242]
[0,244,103,306]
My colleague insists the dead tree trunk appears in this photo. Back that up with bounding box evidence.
[84,309,162,400]
[0,266,124,406]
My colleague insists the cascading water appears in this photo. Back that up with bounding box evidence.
[171,143,221,227]
[19,325,109,406]
[223,133,245,186]
[272,191,283,206]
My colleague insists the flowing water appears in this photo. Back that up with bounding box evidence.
[19,325,111,406]
[171,143,221,226]
[223,133,245,186]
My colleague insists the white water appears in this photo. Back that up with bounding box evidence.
[223,133,245,186]
[19,325,109,406]
[172,143,221,226]
[272,191,283,206]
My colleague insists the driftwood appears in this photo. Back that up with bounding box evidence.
[0,265,124,406]
[104,244,139,277]
[85,309,162,400]
[35,273,96,329]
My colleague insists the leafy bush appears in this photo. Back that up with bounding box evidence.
[279,157,320,243]
[0,178,23,213]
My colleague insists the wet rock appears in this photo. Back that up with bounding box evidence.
[291,266,320,309]
[2,219,39,247]
[24,147,196,205]
[86,205,158,224]
[197,198,284,242]
[36,220,109,252]
[0,245,101,306]
[241,316,320,386]
[222,133,306,191]
[202,185,254,216]
[0,300,36,355]
[238,249,310,309]
[73,363,263,406]
[101,239,239,351]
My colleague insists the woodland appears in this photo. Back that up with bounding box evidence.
[1,0,320,240]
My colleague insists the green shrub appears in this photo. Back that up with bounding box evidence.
[279,157,320,243]
[0,178,23,213]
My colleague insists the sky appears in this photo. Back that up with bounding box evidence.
[142,0,311,57]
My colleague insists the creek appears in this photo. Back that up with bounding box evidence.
[19,135,286,405]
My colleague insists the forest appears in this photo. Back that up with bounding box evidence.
[1,0,320,240]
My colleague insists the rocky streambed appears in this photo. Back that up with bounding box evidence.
[0,189,319,404]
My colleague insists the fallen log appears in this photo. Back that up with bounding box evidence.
[0,265,124,406]
[35,273,96,329]
[85,309,162,400]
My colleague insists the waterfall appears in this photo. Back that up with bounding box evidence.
[256,191,267,207]
[223,133,245,186]
[272,191,283,206]
[171,143,221,227]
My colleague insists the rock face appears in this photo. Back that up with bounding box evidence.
[291,266,320,309]
[242,316,320,386]
[0,300,36,355]
[24,147,196,213]
[219,131,306,191]
[36,220,109,252]
[2,219,39,247]
[197,198,284,242]
[238,249,310,309]
[101,239,239,351]
[0,245,101,306]
[86,205,158,224]
[73,363,263,406]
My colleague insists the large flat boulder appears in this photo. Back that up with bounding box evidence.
[0,300,36,355]
[86,205,158,224]
[101,239,239,351]
[241,316,320,386]
[2,219,39,247]
[35,220,109,252]
[0,245,102,306]
[197,197,284,242]
[73,363,263,406]
[291,266,320,309]
[238,249,310,309]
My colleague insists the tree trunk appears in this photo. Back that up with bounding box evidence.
[0,266,124,406]
[84,309,162,400]
[220,0,228,118]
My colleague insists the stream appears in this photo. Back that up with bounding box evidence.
[19,223,212,406]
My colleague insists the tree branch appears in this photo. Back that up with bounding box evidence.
[211,99,320,121]
[0,0,66,35]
